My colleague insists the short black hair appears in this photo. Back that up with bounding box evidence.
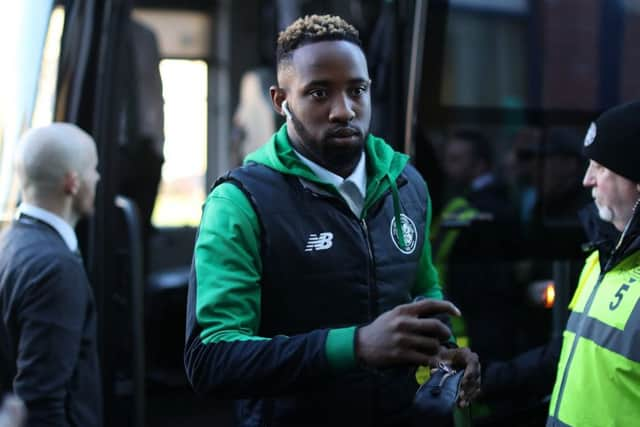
[276,15,361,66]
[451,129,494,168]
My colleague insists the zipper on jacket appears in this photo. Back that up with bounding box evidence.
[360,219,378,320]
[360,217,380,427]
[306,185,379,319]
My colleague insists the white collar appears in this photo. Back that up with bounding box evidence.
[16,203,78,252]
[294,150,367,199]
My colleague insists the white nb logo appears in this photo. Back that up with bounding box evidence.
[305,232,334,252]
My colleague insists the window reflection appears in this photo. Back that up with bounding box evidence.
[0,2,61,229]
[32,7,65,128]
[151,59,207,227]
[440,0,640,110]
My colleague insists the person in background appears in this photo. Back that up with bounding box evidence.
[0,123,102,426]
[533,127,590,225]
[440,129,512,222]
[522,127,591,260]
[433,129,517,362]
[504,127,542,226]
[184,14,480,427]
[230,67,279,167]
[117,17,165,275]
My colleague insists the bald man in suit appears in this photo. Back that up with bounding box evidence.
[0,123,102,426]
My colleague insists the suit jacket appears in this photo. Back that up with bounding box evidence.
[0,216,102,427]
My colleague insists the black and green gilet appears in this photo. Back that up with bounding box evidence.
[184,125,443,426]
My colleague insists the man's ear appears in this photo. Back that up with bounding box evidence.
[63,171,80,196]
[270,85,287,117]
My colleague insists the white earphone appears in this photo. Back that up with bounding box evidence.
[282,100,293,120]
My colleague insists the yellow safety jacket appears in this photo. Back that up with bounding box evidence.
[547,250,640,427]
[432,197,479,282]
[431,196,479,348]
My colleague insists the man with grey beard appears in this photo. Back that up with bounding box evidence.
[480,102,640,426]
[544,100,640,427]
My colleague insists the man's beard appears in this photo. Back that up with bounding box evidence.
[288,105,367,172]
[595,201,615,223]
[592,190,614,223]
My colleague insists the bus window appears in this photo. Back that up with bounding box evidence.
[620,3,640,103]
[151,59,207,227]
[0,2,64,230]
[437,0,640,112]
[441,0,528,109]
[131,8,210,228]
[32,6,65,128]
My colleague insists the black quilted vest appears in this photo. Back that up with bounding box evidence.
[219,162,429,426]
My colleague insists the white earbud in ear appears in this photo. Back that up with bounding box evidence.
[282,100,293,120]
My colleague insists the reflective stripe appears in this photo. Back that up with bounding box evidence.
[546,415,571,427]
[431,197,478,281]
[566,300,640,362]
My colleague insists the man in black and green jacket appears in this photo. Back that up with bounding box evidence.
[184,14,481,427]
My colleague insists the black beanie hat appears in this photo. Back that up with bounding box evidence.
[583,100,640,183]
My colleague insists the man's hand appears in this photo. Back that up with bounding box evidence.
[355,299,461,368]
[437,347,481,408]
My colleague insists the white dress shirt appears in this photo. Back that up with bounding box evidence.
[293,150,367,217]
[16,203,78,252]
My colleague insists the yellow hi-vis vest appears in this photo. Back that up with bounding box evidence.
[547,250,640,427]
[431,197,479,348]
[432,197,479,289]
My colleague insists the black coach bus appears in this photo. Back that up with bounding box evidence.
[1,0,639,425]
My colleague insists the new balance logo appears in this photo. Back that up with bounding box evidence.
[305,232,334,252]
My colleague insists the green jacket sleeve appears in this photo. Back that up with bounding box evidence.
[195,182,264,344]
[412,187,444,300]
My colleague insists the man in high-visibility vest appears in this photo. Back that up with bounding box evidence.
[547,100,640,427]
[432,129,516,359]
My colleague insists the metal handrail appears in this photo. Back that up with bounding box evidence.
[403,0,429,156]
